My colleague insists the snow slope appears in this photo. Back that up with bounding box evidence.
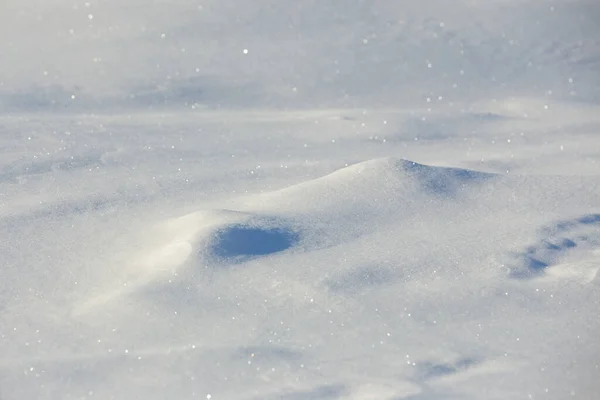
[2,148,599,399]
[1,0,600,399]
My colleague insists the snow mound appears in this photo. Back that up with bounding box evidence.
[80,157,494,309]
[244,157,494,217]
[292,157,493,197]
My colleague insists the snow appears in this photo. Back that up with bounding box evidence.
[1,1,600,399]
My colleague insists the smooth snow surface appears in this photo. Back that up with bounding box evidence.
[2,1,600,399]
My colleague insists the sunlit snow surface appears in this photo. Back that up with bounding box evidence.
[2,1,600,399]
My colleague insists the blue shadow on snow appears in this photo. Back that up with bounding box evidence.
[209,225,299,260]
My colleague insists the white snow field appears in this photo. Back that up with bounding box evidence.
[1,1,600,399]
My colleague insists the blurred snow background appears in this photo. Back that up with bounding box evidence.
[1,1,599,399]
[2,0,599,110]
